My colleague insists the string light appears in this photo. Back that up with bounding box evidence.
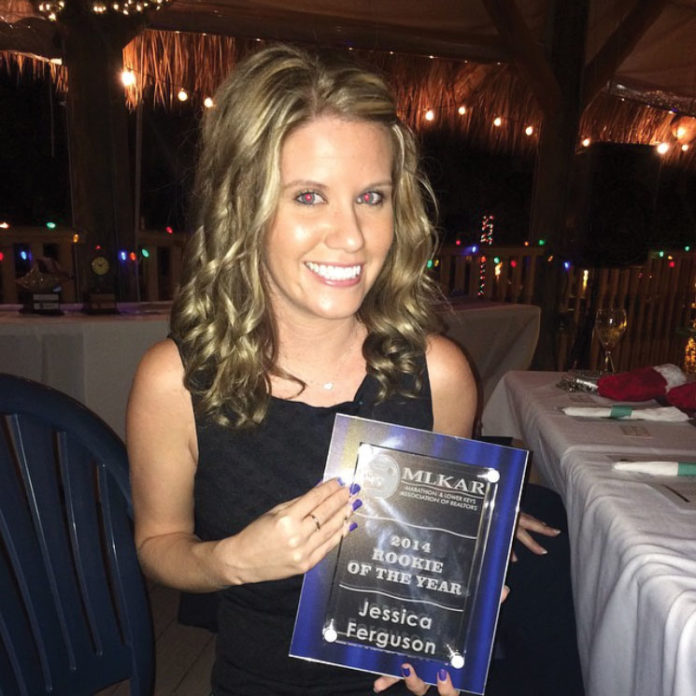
[0,222,9,229]
[582,138,591,147]
[38,0,171,20]
[493,116,502,127]
[656,142,670,155]
[203,97,215,108]
[458,106,467,115]
[177,88,189,102]
[121,70,136,87]
[478,215,494,296]
[425,109,435,122]
[524,125,534,136]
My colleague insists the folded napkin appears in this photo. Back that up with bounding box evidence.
[666,381,696,411]
[613,461,696,475]
[562,405,689,422]
[597,364,686,401]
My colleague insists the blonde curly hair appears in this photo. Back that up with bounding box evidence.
[171,43,441,427]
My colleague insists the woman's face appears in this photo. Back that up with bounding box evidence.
[264,115,395,326]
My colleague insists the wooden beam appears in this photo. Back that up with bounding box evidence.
[582,0,667,106]
[481,0,562,116]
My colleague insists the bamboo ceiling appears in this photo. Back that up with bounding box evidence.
[2,28,695,167]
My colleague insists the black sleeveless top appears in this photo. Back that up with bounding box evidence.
[190,363,433,696]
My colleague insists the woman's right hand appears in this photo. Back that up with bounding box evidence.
[215,477,358,585]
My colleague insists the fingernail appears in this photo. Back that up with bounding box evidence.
[438,669,448,681]
[349,522,358,532]
[337,477,345,486]
[352,498,363,511]
[540,549,548,555]
[401,666,411,677]
[552,528,562,535]
[349,482,361,495]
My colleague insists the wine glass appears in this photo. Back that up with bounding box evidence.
[594,307,628,373]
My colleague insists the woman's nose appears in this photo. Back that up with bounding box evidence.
[324,204,365,251]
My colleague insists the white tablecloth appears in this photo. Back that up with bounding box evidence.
[0,301,539,440]
[440,299,540,405]
[482,371,696,696]
[0,306,170,439]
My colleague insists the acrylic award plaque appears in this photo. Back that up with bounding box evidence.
[290,415,528,694]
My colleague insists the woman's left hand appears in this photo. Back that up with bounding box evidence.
[512,511,561,561]
[373,664,458,695]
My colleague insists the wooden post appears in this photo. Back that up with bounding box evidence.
[58,1,143,301]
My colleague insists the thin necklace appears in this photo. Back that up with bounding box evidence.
[281,329,362,391]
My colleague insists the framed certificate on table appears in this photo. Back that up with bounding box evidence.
[290,415,528,694]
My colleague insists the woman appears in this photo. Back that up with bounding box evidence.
[129,44,493,695]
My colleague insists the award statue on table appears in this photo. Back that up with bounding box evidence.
[84,250,118,314]
[290,415,528,695]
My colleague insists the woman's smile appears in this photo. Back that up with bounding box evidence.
[304,262,364,285]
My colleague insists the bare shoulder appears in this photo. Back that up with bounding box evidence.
[425,334,478,438]
[127,338,196,456]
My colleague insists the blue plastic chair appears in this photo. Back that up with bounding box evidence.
[0,374,154,695]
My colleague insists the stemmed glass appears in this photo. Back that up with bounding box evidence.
[594,307,628,374]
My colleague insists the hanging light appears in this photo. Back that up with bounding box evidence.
[203,97,215,109]
[582,138,591,147]
[425,109,435,122]
[120,70,136,87]
[524,125,534,136]
[493,117,502,127]
[656,142,670,155]
[177,88,189,102]
[38,0,172,20]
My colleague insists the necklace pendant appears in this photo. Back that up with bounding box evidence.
[322,381,334,390]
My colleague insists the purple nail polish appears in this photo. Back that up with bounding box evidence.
[349,482,361,495]
[438,669,448,682]
[337,476,345,486]
[349,522,358,532]
[352,498,363,511]
[401,666,411,677]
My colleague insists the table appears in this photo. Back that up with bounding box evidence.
[0,300,539,441]
[440,299,540,405]
[482,371,696,696]
[0,304,170,440]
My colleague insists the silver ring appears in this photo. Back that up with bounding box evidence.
[310,513,322,532]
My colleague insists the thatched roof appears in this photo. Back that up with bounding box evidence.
[2,0,696,165]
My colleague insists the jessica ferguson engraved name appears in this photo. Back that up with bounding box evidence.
[345,600,437,655]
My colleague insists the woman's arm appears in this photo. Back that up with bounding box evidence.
[127,339,353,592]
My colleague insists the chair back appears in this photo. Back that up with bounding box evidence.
[0,374,154,695]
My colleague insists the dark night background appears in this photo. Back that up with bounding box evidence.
[1,69,694,260]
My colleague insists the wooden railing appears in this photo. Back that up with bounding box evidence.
[2,227,694,374]
[435,245,696,372]
[0,226,188,304]
[434,244,545,303]
[555,251,696,372]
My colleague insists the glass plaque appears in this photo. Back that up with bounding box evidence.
[290,415,528,695]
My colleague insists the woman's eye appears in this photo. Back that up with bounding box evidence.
[295,191,323,205]
[357,191,383,206]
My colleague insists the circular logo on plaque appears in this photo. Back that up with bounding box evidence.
[358,446,400,499]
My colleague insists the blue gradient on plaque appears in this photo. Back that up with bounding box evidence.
[290,416,527,693]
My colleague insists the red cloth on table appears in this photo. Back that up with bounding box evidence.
[666,381,696,411]
[597,364,686,401]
